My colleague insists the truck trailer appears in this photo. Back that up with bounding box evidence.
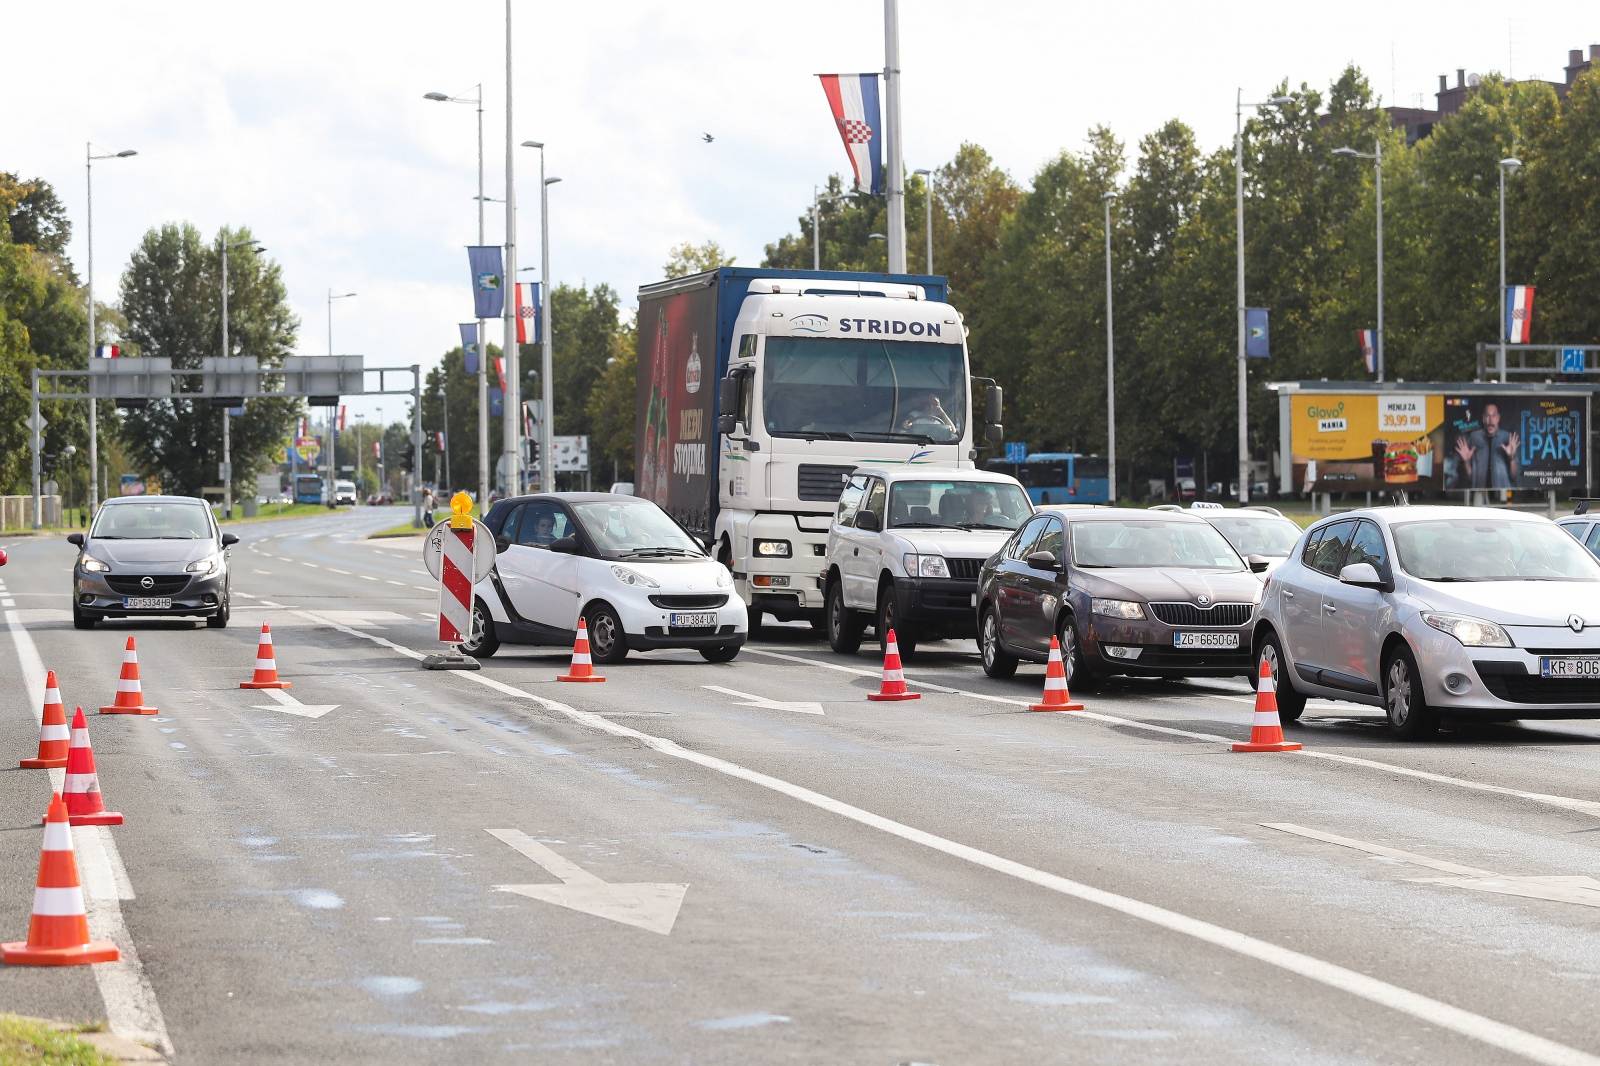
[635,266,1001,629]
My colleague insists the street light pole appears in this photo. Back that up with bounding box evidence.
[502,0,521,496]
[812,186,821,271]
[84,144,137,514]
[327,289,356,499]
[882,0,906,273]
[1498,157,1522,382]
[913,168,934,273]
[220,237,261,520]
[1235,91,1291,505]
[1103,191,1117,504]
[520,141,558,493]
[1333,139,1386,382]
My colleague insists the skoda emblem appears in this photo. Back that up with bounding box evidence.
[1569,614,1586,633]
[140,576,155,590]
[1198,594,1210,606]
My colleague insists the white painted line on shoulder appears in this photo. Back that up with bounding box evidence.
[360,575,379,582]
[0,599,13,608]
[385,580,406,586]
[1263,823,1496,878]
[293,609,1600,1066]
[251,570,271,576]
[303,563,322,570]
[327,567,351,575]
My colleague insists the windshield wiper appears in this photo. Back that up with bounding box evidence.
[959,522,1015,530]
[893,521,962,529]
[774,430,856,442]
[621,547,702,558]
[859,431,937,445]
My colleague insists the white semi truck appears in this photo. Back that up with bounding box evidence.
[635,267,1002,629]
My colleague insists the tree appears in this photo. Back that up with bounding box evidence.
[585,328,637,481]
[0,172,72,262]
[421,340,503,493]
[546,282,622,440]
[662,240,735,278]
[117,224,300,495]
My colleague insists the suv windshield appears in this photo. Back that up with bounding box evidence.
[1071,520,1244,570]
[763,336,967,444]
[887,480,1032,530]
[1206,516,1301,558]
[1393,519,1599,581]
[91,502,213,540]
[571,500,705,559]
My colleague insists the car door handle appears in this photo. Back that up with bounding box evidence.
[1323,604,1338,613]
[853,548,859,556]
[1282,590,1296,599]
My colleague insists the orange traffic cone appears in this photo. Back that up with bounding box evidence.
[1029,635,1085,712]
[239,623,291,690]
[98,636,157,715]
[2,793,120,966]
[1232,658,1303,753]
[557,617,606,683]
[59,708,122,827]
[868,629,921,702]
[20,670,71,768]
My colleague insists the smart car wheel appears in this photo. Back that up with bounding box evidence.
[699,644,740,663]
[980,607,1017,679]
[459,598,499,658]
[1255,632,1305,722]
[1384,645,1439,739]
[827,580,865,655]
[585,603,629,664]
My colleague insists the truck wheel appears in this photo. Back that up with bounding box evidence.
[827,580,866,655]
[877,586,917,660]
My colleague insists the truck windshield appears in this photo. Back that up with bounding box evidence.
[762,337,967,444]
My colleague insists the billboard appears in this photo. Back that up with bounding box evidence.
[1288,393,1447,493]
[636,282,718,538]
[1441,394,1585,492]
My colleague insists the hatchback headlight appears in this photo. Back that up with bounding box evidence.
[80,555,111,573]
[610,565,660,589]
[904,553,949,579]
[1422,612,1512,648]
[754,539,792,558]
[186,555,220,575]
[1092,597,1146,620]
[714,566,733,589]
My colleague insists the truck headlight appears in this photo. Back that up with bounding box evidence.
[80,555,111,573]
[1092,597,1145,620]
[1422,612,1512,648]
[610,565,660,589]
[903,553,949,579]
[754,539,792,558]
[186,555,220,575]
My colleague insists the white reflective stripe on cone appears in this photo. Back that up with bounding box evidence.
[883,669,904,682]
[63,773,99,794]
[1253,711,1282,725]
[117,679,141,692]
[255,659,276,670]
[1259,677,1276,695]
[1044,676,1066,690]
[44,688,61,702]
[41,821,73,852]
[40,724,70,741]
[123,652,138,664]
[32,885,88,917]
[570,653,592,666]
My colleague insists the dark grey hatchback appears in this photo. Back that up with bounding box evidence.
[70,496,237,629]
[975,507,1264,686]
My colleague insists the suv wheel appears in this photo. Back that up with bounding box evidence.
[827,580,866,655]
[979,607,1017,679]
[1384,645,1439,739]
[1255,632,1305,722]
[877,585,917,660]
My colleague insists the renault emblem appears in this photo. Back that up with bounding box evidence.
[1570,614,1586,633]
[140,576,155,590]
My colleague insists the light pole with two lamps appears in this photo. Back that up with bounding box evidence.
[520,141,560,492]
[1497,156,1522,382]
[220,236,264,518]
[84,144,137,513]
[1332,140,1385,382]
[912,168,935,274]
[1102,191,1117,503]
[326,289,357,502]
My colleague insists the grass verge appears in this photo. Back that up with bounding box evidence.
[0,1015,115,1065]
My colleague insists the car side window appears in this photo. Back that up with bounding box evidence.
[1344,520,1390,574]
[1586,524,1600,555]
[499,505,524,542]
[515,505,570,547]
[1034,517,1064,560]
[1299,527,1324,567]
[1009,515,1050,560]
[1308,520,1356,577]
[863,479,887,525]
[837,476,867,528]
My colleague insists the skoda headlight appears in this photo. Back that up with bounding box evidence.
[1092,597,1146,620]
[80,555,111,573]
[610,565,660,589]
[753,539,792,558]
[903,553,950,579]
[186,555,220,575]
[1422,612,1512,648]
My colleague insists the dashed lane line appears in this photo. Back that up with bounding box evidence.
[326,568,351,575]
[288,608,1600,1066]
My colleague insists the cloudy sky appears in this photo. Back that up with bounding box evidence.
[6,1,1597,421]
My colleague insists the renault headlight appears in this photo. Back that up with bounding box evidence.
[186,555,220,575]
[903,553,949,579]
[1092,597,1146,620]
[610,565,660,589]
[753,539,792,558]
[80,555,111,573]
[1422,612,1512,648]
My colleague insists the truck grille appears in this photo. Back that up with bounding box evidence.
[648,594,729,610]
[796,464,856,502]
[106,575,191,596]
[1149,602,1253,627]
[946,557,985,581]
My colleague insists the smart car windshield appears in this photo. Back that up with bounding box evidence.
[90,502,213,540]
[888,480,1032,530]
[1393,519,1600,581]
[1071,520,1244,570]
[572,500,705,559]
[1206,516,1301,558]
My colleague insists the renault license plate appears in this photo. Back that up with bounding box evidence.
[669,611,717,629]
[122,596,172,610]
[1174,631,1239,649]
[1541,656,1600,679]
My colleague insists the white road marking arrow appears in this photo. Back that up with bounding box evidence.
[250,688,338,719]
[703,684,825,716]
[487,828,687,935]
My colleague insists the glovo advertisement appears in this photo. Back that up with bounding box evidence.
[1289,393,1446,492]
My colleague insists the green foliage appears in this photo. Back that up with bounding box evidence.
[662,240,735,278]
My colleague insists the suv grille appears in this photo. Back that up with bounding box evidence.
[648,594,728,610]
[946,557,985,582]
[106,575,191,596]
[796,464,856,502]
[1149,602,1253,627]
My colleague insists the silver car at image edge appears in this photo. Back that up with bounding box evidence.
[1254,505,1600,738]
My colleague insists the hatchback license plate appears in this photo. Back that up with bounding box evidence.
[122,596,172,610]
[669,611,718,629]
[1541,656,1600,679]
[1173,631,1240,649]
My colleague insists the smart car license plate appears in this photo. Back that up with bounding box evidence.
[669,611,718,629]
[122,597,172,610]
[1173,631,1239,649]
[1541,656,1600,679]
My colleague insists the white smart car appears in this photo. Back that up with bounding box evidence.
[460,492,746,663]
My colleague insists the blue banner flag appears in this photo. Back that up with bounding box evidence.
[1245,308,1270,359]
[459,322,480,375]
[467,246,504,318]
[489,386,504,417]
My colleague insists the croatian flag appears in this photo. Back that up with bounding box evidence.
[1505,285,1535,343]
[818,73,884,195]
[372,440,381,459]
[93,344,120,359]
[494,356,507,393]
[434,431,446,451]
[515,282,540,345]
[337,404,348,432]
[1357,329,1376,374]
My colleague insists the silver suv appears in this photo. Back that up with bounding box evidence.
[1254,505,1600,738]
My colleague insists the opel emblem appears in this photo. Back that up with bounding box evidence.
[1570,614,1586,633]
[1198,594,1210,606]
[140,576,155,590]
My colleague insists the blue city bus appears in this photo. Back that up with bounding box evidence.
[985,453,1110,505]
[293,474,324,505]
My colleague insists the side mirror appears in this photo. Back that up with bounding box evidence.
[984,384,1003,427]
[221,533,240,547]
[1338,561,1385,588]
[985,424,1005,446]
[1025,549,1059,570]
[1246,553,1271,574]
[855,511,882,533]
[494,535,512,554]
[67,533,85,547]
[717,375,741,436]
[548,535,580,555]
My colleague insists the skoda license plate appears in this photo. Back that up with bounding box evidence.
[1541,656,1600,679]
[670,611,717,630]
[1174,631,1239,650]
[122,596,172,610]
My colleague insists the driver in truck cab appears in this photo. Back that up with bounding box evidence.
[899,389,957,435]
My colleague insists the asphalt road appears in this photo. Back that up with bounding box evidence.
[5,506,1600,1065]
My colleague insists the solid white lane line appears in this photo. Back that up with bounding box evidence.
[744,647,1600,820]
[4,610,172,1055]
[1262,823,1497,878]
[292,609,1598,1066]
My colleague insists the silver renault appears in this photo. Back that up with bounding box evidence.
[1254,505,1600,738]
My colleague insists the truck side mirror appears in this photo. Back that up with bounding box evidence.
[717,375,740,436]
[985,424,1005,446]
[984,384,1003,427]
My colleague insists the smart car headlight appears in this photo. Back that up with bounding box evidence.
[714,566,733,589]
[610,565,660,589]
[80,555,111,573]
[1422,612,1512,648]
[1092,597,1146,620]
